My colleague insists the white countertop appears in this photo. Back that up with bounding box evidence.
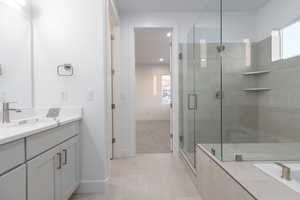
[0,116,81,145]
[0,107,82,145]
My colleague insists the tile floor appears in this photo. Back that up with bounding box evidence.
[70,153,202,200]
[136,120,171,153]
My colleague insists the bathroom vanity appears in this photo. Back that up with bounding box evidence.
[0,111,81,200]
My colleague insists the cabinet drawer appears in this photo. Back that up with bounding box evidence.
[27,122,79,159]
[0,164,26,200]
[0,139,25,175]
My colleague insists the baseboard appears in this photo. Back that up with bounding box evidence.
[76,178,109,194]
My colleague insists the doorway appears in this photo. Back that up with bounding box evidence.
[106,0,120,160]
[134,28,173,154]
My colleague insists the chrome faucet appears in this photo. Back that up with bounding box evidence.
[2,102,22,124]
[275,162,291,181]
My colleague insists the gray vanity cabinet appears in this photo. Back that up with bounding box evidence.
[0,121,80,200]
[0,139,26,200]
[27,136,79,200]
[0,165,26,200]
[60,137,80,200]
[27,145,62,200]
[27,123,80,200]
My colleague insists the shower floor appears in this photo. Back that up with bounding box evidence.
[202,143,300,161]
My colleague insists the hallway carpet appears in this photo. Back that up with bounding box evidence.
[136,120,171,153]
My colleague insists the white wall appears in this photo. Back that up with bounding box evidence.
[32,0,109,193]
[0,2,32,108]
[136,64,170,121]
[255,0,300,41]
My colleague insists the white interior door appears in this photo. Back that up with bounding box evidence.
[106,5,113,160]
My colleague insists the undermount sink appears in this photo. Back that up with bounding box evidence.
[255,163,300,194]
[0,118,56,129]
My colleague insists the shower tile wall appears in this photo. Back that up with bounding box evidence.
[254,37,300,143]
[196,42,259,145]
[222,36,300,144]
[180,36,300,161]
[222,43,259,143]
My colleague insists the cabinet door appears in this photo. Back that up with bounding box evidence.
[61,136,80,200]
[0,165,26,200]
[27,146,62,200]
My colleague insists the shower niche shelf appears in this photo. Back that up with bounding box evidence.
[242,70,271,76]
[243,88,271,92]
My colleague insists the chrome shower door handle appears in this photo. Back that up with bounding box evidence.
[188,94,197,110]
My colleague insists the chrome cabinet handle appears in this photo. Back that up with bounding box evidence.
[56,152,62,170]
[188,94,197,110]
[62,149,68,165]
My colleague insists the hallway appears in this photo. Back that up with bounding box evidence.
[71,154,202,200]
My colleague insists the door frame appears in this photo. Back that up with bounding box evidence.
[105,0,120,160]
[129,25,179,156]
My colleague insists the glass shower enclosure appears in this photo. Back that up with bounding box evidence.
[179,0,300,167]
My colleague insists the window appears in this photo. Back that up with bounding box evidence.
[271,30,281,62]
[200,40,207,68]
[244,39,251,66]
[281,20,300,59]
[153,75,157,95]
[161,75,171,104]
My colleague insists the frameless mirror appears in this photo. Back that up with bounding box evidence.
[0,0,32,108]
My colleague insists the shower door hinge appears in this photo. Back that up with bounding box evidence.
[111,104,116,110]
[235,154,243,162]
[111,68,115,75]
[179,52,183,60]
[215,91,224,100]
[179,135,184,142]
[111,34,115,41]
[211,148,216,156]
[170,103,173,109]
[112,138,116,144]
[170,134,173,139]
[217,45,226,53]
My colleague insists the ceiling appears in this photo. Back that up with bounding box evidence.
[135,28,172,65]
[115,0,270,13]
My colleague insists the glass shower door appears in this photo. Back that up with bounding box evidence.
[179,0,222,166]
[194,11,222,160]
[181,28,197,166]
